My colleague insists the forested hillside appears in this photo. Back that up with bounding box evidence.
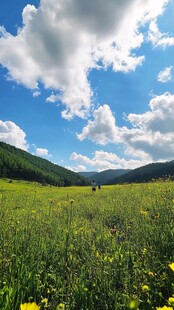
[0,142,90,186]
[109,160,174,184]
[88,169,131,184]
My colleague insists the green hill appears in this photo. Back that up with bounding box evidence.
[108,161,174,184]
[88,169,131,184]
[0,141,90,186]
[79,171,97,178]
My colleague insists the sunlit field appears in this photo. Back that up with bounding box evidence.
[0,179,174,310]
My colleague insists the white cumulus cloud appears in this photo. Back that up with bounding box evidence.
[148,19,174,48]
[35,147,50,157]
[77,93,174,164]
[0,0,170,119]
[69,150,149,171]
[77,104,121,145]
[0,120,28,150]
[157,66,173,83]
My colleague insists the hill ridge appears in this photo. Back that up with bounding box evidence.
[0,141,89,186]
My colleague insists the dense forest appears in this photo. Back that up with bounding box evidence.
[80,161,174,185]
[0,142,90,186]
[79,169,131,184]
[108,160,174,184]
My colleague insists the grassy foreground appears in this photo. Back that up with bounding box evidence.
[0,179,174,310]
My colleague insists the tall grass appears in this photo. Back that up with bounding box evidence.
[0,179,174,309]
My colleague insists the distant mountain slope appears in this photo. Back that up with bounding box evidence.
[0,142,90,186]
[108,161,174,184]
[86,169,131,184]
[79,171,97,178]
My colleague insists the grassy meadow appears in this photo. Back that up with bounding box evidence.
[0,179,174,310]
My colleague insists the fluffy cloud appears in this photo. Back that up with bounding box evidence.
[77,104,121,144]
[0,0,170,119]
[69,150,148,171]
[0,120,28,150]
[148,19,174,48]
[66,164,86,173]
[157,66,173,82]
[35,147,50,157]
[0,122,52,158]
[46,93,60,103]
[33,90,41,97]
[77,93,174,162]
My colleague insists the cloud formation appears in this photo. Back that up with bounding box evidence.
[69,150,149,171]
[77,104,120,145]
[0,0,170,119]
[0,120,28,150]
[0,121,51,158]
[77,93,174,163]
[35,147,50,157]
[157,66,173,82]
[148,19,174,48]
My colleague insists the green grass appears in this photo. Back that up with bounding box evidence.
[0,179,174,310]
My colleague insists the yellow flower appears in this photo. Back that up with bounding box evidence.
[20,302,40,310]
[140,210,148,215]
[57,303,65,310]
[168,262,174,272]
[41,298,48,305]
[148,271,154,276]
[128,299,138,309]
[142,285,149,292]
[156,306,173,310]
[168,297,174,305]
[142,248,147,255]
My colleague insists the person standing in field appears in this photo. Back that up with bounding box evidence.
[91,180,97,192]
[98,181,101,189]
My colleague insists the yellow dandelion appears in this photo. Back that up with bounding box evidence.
[108,257,114,263]
[142,248,147,255]
[20,302,40,310]
[148,271,154,276]
[168,297,174,305]
[140,210,148,215]
[41,298,48,305]
[142,285,149,292]
[156,306,173,310]
[128,299,138,309]
[168,262,174,272]
[57,303,65,310]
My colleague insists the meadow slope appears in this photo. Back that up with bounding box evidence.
[0,179,174,310]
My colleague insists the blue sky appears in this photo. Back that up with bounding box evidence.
[0,0,174,172]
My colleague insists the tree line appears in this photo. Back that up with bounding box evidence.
[0,142,90,186]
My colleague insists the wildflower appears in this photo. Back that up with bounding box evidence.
[142,285,149,292]
[128,299,138,309]
[20,302,40,310]
[41,298,48,306]
[57,303,65,310]
[148,271,154,276]
[156,306,173,310]
[168,262,174,272]
[142,248,147,255]
[140,210,148,215]
[168,297,174,305]
[108,257,114,263]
